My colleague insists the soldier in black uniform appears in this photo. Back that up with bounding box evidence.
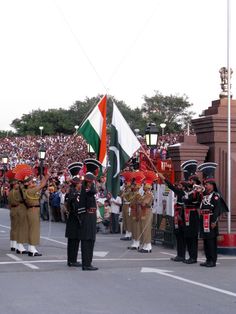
[198,162,228,267]
[181,160,201,264]
[65,162,85,267]
[158,172,187,262]
[80,158,102,271]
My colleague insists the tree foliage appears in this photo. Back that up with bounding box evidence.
[141,91,194,133]
[4,92,194,137]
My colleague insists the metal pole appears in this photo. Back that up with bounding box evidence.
[227,0,231,233]
[40,159,43,180]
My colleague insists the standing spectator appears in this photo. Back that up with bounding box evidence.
[59,185,68,223]
[40,186,49,221]
[110,194,122,234]
[49,186,61,222]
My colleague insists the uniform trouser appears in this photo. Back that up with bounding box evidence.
[175,229,186,258]
[81,239,95,267]
[185,236,198,260]
[131,218,141,242]
[27,207,40,245]
[17,205,29,243]
[122,205,132,233]
[203,237,217,264]
[67,238,80,263]
[139,210,153,245]
[10,208,18,241]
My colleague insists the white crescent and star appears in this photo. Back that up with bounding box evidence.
[109,146,120,178]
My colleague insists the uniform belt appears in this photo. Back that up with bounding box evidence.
[185,207,197,211]
[28,205,40,209]
[87,208,96,214]
[200,210,213,215]
[11,204,20,208]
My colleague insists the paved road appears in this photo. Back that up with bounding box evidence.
[0,208,236,314]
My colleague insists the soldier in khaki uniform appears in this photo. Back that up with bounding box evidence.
[7,178,19,252]
[138,170,155,253]
[21,173,49,256]
[7,178,29,254]
[128,171,145,250]
[120,171,133,241]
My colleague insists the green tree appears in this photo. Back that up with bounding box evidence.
[11,108,73,135]
[7,92,194,136]
[141,91,194,133]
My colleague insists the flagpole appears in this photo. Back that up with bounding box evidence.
[227,0,231,233]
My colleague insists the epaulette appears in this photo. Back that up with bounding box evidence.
[213,192,220,201]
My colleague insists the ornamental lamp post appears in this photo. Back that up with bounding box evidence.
[87,144,95,157]
[1,153,8,167]
[160,123,167,136]
[38,145,46,179]
[145,123,158,148]
[134,128,140,137]
[74,125,79,134]
[39,126,44,137]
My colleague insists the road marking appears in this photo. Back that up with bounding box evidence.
[7,254,39,270]
[41,236,109,257]
[141,267,236,297]
[0,224,10,229]
[160,251,175,256]
[0,257,170,266]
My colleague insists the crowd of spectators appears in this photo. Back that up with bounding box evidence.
[0,132,186,224]
[0,132,188,175]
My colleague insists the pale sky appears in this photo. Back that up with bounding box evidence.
[0,0,235,131]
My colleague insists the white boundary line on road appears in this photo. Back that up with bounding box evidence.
[141,267,236,298]
[41,236,109,257]
[7,254,39,270]
[0,257,171,266]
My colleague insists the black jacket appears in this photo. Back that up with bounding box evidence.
[79,182,97,241]
[65,186,84,239]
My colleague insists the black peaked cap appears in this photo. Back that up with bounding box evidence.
[197,162,218,181]
[68,162,83,178]
[84,158,102,175]
[181,160,198,177]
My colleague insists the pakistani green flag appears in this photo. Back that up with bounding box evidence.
[107,103,141,198]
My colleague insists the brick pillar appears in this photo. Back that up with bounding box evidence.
[192,98,236,223]
[168,135,208,182]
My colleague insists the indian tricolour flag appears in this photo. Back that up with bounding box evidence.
[78,95,107,167]
[107,102,141,198]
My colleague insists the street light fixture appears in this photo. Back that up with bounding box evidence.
[74,125,79,134]
[1,153,8,166]
[87,143,95,155]
[160,123,167,136]
[39,126,44,137]
[38,145,46,160]
[145,123,158,147]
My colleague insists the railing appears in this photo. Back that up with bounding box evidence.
[152,214,176,248]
